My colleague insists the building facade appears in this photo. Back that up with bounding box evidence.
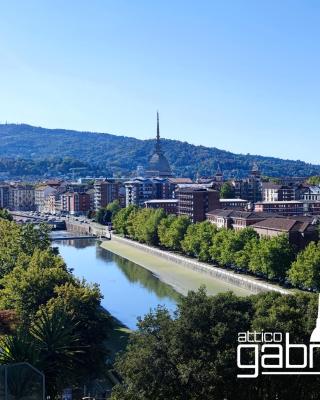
[231,162,262,203]
[176,186,220,223]
[125,177,168,207]
[145,199,178,214]
[9,184,35,211]
[94,179,120,210]
[254,200,320,216]
[61,192,91,215]
[34,185,57,212]
[0,184,10,209]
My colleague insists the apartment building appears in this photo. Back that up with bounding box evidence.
[254,200,320,216]
[176,186,220,223]
[34,185,57,212]
[219,198,249,210]
[0,184,10,209]
[231,162,262,203]
[9,184,35,211]
[262,183,297,202]
[125,177,168,207]
[61,192,91,215]
[145,199,178,214]
[94,179,120,210]
[302,186,320,201]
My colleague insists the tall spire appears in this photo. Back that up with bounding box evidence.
[156,111,161,152]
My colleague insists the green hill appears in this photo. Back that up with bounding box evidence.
[0,123,319,179]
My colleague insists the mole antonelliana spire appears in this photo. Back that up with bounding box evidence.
[145,112,172,178]
[310,294,320,342]
[156,111,161,153]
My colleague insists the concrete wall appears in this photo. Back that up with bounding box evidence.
[111,234,289,295]
[66,221,107,237]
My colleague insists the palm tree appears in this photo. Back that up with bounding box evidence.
[31,308,85,397]
[0,308,85,399]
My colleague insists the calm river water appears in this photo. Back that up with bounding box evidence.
[54,238,180,329]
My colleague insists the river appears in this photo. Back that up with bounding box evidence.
[54,237,180,330]
[53,235,252,330]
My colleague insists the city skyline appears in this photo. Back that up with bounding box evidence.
[1,1,320,163]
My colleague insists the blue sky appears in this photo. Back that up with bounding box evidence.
[0,1,319,163]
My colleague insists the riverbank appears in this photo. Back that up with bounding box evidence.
[102,236,255,296]
[101,235,290,296]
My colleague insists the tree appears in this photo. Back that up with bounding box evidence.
[0,208,13,221]
[0,308,84,399]
[19,223,51,255]
[111,289,320,400]
[108,200,121,220]
[111,288,253,400]
[158,214,176,248]
[181,221,217,262]
[96,207,112,225]
[127,208,166,245]
[288,242,320,290]
[220,182,235,199]
[249,234,295,280]
[43,281,112,380]
[31,309,84,397]
[0,249,71,322]
[158,215,191,251]
[113,205,138,236]
[307,176,320,185]
[96,200,122,225]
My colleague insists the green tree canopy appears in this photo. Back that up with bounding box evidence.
[220,182,235,199]
[288,242,320,290]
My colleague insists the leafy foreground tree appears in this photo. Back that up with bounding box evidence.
[0,218,112,397]
[111,288,320,400]
[0,309,83,398]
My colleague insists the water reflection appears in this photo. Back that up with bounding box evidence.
[96,246,181,302]
[54,239,179,329]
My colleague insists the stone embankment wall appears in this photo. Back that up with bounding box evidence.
[111,234,290,295]
[65,221,107,237]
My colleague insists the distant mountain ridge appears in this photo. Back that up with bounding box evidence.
[0,123,319,179]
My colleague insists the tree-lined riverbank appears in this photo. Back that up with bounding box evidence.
[102,235,289,295]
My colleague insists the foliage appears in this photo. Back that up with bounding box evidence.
[0,208,13,221]
[306,176,320,185]
[126,208,166,245]
[249,234,295,280]
[0,220,51,279]
[0,309,84,398]
[112,205,138,236]
[181,221,217,262]
[288,242,320,290]
[220,182,235,198]
[158,215,191,251]
[112,206,320,288]
[111,289,320,400]
[96,200,121,225]
[1,123,320,178]
[43,281,112,380]
[0,218,112,397]
[0,249,72,322]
